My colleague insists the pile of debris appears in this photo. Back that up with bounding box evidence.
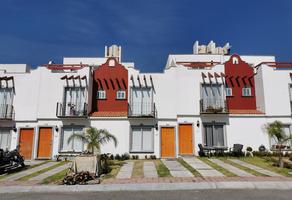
[63,171,99,185]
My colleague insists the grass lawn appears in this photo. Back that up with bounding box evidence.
[239,156,292,177]
[17,161,69,181]
[198,157,237,177]
[220,158,267,176]
[154,160,172,177]
[0,160,51,181]
[102,160,126,179]
[132,160,144,178]
[177,158,201,177]
[42,168,69,184]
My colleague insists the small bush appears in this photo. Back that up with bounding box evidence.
[121,153,130,160]
[246,146,253,152]
[145,155,148,159]
[150,155,156,160]
[115,154,121,160]
[109,154,114,160]
[131,155,139,160]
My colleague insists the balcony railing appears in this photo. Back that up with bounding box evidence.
[200,99,228,114]
[128,102,157,118]
[0,104,15,120]
[56,102,88,118]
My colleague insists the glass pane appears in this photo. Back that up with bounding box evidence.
[213,125,224,146]
[142,89,152,115]
[62,128,73,151]
[72,127,83,152]
[132,89,142,115]
[204,125,213,146]
[131,128,142,151]
[142,128,153,151]
[0,129,11,150]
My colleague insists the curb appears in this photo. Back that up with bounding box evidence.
[0,181,292,193]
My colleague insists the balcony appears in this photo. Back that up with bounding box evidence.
[56,102,88,118]
[200,99,228,114]
[128,102,157,118]
[0,104,15,120]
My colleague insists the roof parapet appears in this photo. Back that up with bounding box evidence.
[193,40,231,55]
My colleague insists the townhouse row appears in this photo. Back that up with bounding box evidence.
[0,42,292,160]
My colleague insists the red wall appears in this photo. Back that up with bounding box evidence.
[225,54,257,111]
[91,58,128,115]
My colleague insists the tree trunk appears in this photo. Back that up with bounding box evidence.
[278,147,284,168]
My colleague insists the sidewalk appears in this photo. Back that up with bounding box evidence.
[0,180,292,193]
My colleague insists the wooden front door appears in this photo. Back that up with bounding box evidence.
[161,127,175,158]
[179,124,193,155]
[37,127,52,159]
[19,128,34,160]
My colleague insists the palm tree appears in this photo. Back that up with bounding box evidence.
[68,127,118,154]
[264,121,292,168]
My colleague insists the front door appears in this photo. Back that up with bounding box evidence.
[161,127,175,158]
[19,128,34,160]
[37,127,52,159]
[179,124,193,155]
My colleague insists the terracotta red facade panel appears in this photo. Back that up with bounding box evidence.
[225,54,257,110]
[91,58,128,114]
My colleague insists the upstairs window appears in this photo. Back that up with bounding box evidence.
[225,86,232,97]
[116,90,126,99]
[242,87,252,97]
[232,57,239,64]
[97,90,106,99]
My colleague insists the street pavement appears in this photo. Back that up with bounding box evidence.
[1,189,292,200]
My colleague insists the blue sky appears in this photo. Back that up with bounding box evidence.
[0,0,291,72]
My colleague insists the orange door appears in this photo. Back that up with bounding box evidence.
[37,127,52,159]
[161,127,175,158]
[179,124,193,155]
[19,128,34,160]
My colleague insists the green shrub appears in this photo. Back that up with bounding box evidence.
[246,146,253,152]
[115,154,121,160]
[121,153,130,160]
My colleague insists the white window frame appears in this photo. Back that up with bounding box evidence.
[59,126,84,153]
[130,126,154,153]
[116,90,126,99]
[225,87,232,97]
[242,87,251,97]
[97,90,106,99]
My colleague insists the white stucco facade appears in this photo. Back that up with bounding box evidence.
[0,43,291,160]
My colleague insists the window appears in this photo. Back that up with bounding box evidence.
[232,57,239,64]
[131,88,153,115]
[242,87,251,97]
[203,124,225,147]
[201,84,224,110]
[97,90,106,99]
[0,129,11,151]
[289,85,292,113]
[60,126,84,152]
[0,88,14,118]
[116,90,126,99]
[130,127,153,152]
[64,87,86,116]
[225,86,232,97]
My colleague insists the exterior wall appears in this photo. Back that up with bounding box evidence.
[259,65,292,116]
[92,58,128,115]
[225,54,257,111]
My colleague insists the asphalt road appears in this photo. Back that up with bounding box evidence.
[1,190,291,200]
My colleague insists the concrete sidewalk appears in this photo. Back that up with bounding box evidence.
[0,181,291,193]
